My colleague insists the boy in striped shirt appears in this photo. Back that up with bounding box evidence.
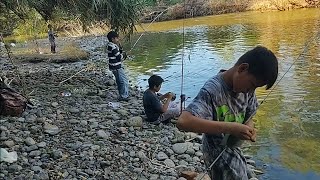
[107,31,129,101]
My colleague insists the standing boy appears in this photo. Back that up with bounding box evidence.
[48,24,56,53]
[177,46,278,179]
[107,31,129,101]
[143,75,180,124]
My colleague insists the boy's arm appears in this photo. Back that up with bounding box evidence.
[244,92,258,141]
[177,111,254,140]
[160,93,173,113]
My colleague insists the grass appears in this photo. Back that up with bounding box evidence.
[8,42,89,64]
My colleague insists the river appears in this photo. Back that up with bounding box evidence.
[125,8,320,179]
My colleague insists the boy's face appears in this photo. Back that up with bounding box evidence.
[233,63,265,93]
[112,36,120,44]
[154,83,162,92]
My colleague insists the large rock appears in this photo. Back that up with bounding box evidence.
[126,116,143,127]
[172,142,193,154]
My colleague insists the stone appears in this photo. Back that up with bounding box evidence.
[3,140,15,148]
[116,109,128,116]
[31,166,43,172]
[164,159,175,168]
[172,142,193,154]
[119,127,128,134]
[126,116,143,127]
[177,178,187,180]
[25,137,36,146]
[52,150,63,159]
[97,130,109,138]
[44,123,60,135]
[37,142,47,148]
[180,171,198,180]
[69,108,80,113]
[29,150,42,157]
[195,173,210,180]
[156,152,168,161]
[8,164,22,172]
[51,102,58,107]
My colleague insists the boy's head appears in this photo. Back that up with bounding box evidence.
[107,31,120,44]
[48,24,52,29]
[232,46,278,93]
[148,75,164,92]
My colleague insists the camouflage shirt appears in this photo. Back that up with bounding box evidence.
[185,71,258,180]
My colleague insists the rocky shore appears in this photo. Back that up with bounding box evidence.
[0,36,260,179]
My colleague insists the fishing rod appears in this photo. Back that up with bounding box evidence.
[198,30,320,180]
[179,0,187,114]
[127,7,171,53]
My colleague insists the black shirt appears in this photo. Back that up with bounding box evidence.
[143,89,162,122]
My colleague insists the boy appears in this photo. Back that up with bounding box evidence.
[143,75,180,124]
[107,31,129,101]
[48,24,56,53]
[177,46,278,179]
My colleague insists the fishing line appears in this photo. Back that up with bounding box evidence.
[128,7,170,52]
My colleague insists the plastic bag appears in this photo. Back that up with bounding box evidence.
[0,148,18,163]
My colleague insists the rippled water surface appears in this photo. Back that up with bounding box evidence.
[125,9,320,179]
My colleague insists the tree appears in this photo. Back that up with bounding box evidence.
[0,0,144,35]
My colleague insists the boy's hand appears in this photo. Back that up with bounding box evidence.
[229,123,254,140]
[250,128,257,142]
[164,92,173,99]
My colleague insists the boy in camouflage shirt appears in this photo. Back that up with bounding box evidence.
[177,46,278,179]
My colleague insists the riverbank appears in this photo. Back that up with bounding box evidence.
[0,37,261,179]
[141,0,318,23]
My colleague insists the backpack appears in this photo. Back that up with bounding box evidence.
[0,88,28,116]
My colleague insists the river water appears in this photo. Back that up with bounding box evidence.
[125,8,320,179]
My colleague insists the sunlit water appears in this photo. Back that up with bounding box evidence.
[125,8,320,179]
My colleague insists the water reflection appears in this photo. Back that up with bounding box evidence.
[126,8,320,179]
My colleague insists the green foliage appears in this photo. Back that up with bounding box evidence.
[0,0,145,35]
[0,4,21,36]
[13,10,47,38]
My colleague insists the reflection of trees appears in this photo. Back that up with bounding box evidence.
[206,25,242,61]
[253,11,320,172]
[125,31,193,73]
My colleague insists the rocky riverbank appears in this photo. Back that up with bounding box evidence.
[0,36,261,179]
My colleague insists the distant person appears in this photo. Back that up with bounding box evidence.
[48,24,56,53]
[177,46,279,180]
[143,75,180,125]
[107,31,129,101]
[0,33,4,48]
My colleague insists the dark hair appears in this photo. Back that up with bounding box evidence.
[48,24,52,29]
[107,31,119,42]
[148,75,164,89]
[235,46,278,89]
